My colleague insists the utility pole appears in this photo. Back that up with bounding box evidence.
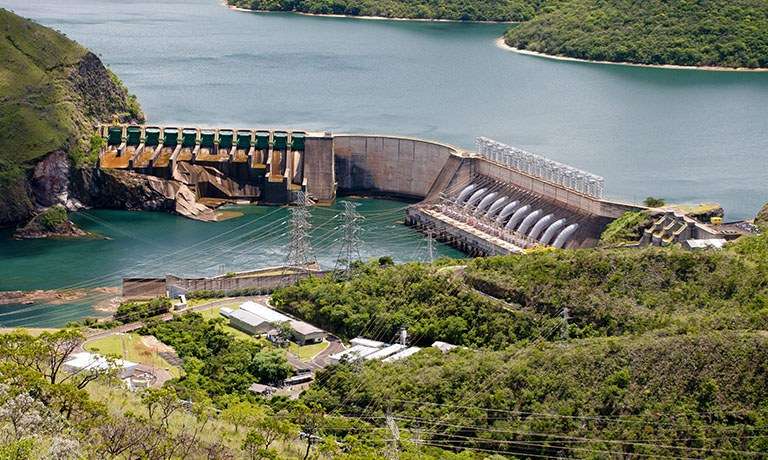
[334,200,364,277]
[285,191,316,277]
[561,307,571,340]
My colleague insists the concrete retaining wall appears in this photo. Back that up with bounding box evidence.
[165,273,311,294]
[334,135,461,200]
[122,272,328,299]
[123,278,167,299]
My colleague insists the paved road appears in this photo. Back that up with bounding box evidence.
[285,335,346,372]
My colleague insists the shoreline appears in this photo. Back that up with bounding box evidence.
[495,38,768,73]
[226,4,517,24]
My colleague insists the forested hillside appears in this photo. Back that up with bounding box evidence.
[504,0,768,68]
[228,0,551,21]
[228,0,768,68]
[3,230,768,457]
[0,9,142,226]
[305,332,768,458]
[277,230,768,458]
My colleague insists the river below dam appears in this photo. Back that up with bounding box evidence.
[0,199,463,327]
[1,0,768,326]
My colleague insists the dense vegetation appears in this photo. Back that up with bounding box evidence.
[757,202,768,227]
[0,9,142,226]
[466,238,768,337]
[5,231,768,457]
[272,261,559,349]
[274,234,768,342]
[598,210,652,246]
[114,297,173,324]
[0,328,485,459]
[228,0,768,68]
[505,0,768,68]
[138,313,294,396]
[270,231,768,457]
[228,0,551,21]
[306,331,768,458]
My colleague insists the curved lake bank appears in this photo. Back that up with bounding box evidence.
[227,5,518,24]
[495,38,768,73]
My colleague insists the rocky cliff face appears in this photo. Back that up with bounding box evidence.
[73,169,217,221]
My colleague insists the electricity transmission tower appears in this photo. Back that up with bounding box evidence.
[285,191,316,274]
[425,229,436,263]
[334,200,364,277]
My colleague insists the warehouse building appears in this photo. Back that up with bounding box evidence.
[228,301,327,345]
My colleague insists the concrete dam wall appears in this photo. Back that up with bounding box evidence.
[98,125,637,255]
[333,135,461,200]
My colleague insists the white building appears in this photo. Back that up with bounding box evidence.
[364,344,406,361]
[350,337,386,348]
[382,347,422,363]
[63,352,138,378]
[328,345,379,365]
[63,352,152,390]
[228,301,327,344]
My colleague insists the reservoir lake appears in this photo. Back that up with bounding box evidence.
[1,0,767,325]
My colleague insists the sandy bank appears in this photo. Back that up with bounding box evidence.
[495,37,768,73]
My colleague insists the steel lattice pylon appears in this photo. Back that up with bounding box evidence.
[285,191,316,271]
[333,200,364,277]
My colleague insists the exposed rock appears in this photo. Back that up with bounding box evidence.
[0,287,119,306]
[13,206,92,239]
[0,10,143,229]
[73,168,217,221]
[31,150,71,208]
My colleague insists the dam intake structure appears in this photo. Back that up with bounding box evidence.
[99,125,332,207]
[96,125,646,255]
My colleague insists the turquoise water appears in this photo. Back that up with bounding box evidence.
[0,199,463,327]
[2,0,768,325]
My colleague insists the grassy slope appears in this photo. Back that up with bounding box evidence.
[84,333,182,378]
[504,0,768,68]
[0,9,142,225]
[0,9,86,220]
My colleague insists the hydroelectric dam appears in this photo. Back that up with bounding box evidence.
[97,125,642,255]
